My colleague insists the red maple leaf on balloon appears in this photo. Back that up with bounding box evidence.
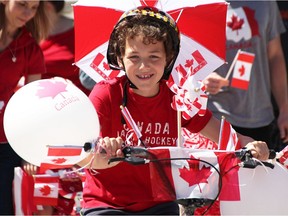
[227,14,244,35]
[179,155,212,192]
[36,80,67,99]
[51,157,67,164]
[39,185,52,196]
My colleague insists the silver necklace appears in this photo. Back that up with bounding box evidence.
[8,47,17,63]
[8,39,18,63]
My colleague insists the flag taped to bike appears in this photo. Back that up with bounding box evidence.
[147,147,241,201]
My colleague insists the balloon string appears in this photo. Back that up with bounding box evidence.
[238,158,271,187]
[253,158,270,174]
[88,154,99,175]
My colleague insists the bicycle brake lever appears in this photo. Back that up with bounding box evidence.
[108,146,149,165]
[235,148,252,161]
[122,146,148,157]
[236,148,275,169]
[235,148,276,161]
[108,157,125,164]
[108,156,149,165]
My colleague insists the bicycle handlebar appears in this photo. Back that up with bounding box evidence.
[235,148,275,169]
[107,146,276,169]
[83,142,276,169]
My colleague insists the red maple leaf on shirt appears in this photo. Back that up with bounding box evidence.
[179,156,212,192]
[227,14,244,34]
[39,185,52,196]
[36,80,67,99]
[238,65,245,76]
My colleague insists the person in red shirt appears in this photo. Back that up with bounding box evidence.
[0,0,50,214]
[40,0,91,96]
[79,6,270,215]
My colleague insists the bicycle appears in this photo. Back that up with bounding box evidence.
[92,144,288,215]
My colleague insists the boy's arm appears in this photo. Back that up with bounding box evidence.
[200,116,270,160]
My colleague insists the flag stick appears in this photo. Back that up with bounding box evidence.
[177,111,181,147]
[217,116,225,150]
[225,49,241,79]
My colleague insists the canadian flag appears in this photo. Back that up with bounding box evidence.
[231,51,255,90]
[147,147,241,202]
[13,167,36,215]
[39,146,83,173]
[33,174,59,206]
[76,41,125,83]
[218,117,241,151]
[90,51,122,81]
[167,34,224,119]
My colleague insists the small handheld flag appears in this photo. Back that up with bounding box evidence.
[218,116,241,151]
[120,105,143,145]
[231,51,255,90]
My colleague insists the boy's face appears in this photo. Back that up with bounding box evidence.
[121,35,167,97]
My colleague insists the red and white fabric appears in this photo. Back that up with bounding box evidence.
[13,167,36,215]
[167,33,224,119]
[147,147,241,202]
[182,128,217,150]
[33,174,59,206]
[277,145,288,169]
[231,51,255,90]
[218,118,241,151]
[39,146,83,173]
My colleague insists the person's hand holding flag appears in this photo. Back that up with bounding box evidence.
[203,72,229,95]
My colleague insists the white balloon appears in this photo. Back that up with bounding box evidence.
[4,77,100,166]
[220,162,288,215]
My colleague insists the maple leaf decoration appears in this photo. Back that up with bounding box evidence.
[185,59,194,68]
[279,151,288,165]
[51,157,67,164]
[179,155,212,192]
[40,185,52,196]
[227,14,244,35]
[238,65,245,76]
[36,80,67,99]
[103,62,110,71]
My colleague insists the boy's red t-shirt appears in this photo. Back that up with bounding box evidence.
[83,76,212,212]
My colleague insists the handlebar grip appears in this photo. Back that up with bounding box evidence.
[84,142,92,152]
[269,150,276,159]
[83,142,107,154]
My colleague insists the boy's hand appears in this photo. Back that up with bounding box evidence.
[238,133,270,160]
[245,141,270,161]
